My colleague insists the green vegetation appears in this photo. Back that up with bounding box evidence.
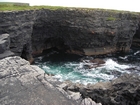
[0,2,140,16]
[0,2,66,11]
[106,17,116,21]
[0,2,29,6]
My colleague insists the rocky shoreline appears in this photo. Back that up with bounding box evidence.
[0,56,139,105]
[0,56,103,105]
[0,8,140,105]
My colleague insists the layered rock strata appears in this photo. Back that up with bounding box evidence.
[0,9,140,61]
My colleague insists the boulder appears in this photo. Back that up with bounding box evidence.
[89,58,105,65]
[64,73,140,105]
[0,34,14,59]
[81,74,140,105]
[82,58,105,69]
[0,56,77,105]
[0,34,10,53]
[80,98,102,105]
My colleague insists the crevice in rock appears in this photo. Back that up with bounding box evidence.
[21,43,33,63]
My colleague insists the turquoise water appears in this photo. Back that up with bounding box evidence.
[34,49,140,85]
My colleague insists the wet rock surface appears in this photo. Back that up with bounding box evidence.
[81,58,106,69]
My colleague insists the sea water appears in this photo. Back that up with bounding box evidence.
[34,48,140,85]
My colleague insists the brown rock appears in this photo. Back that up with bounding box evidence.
[89,58,105,65]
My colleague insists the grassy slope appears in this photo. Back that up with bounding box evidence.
[0,2,67,11]
[0,2,140,16]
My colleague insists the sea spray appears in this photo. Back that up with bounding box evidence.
[34,51,140,85]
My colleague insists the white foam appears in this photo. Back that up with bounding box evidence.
[86,73,114,80]
[42,65,50,70]
[38,58,134,85]
[119,56,128,60]
[54,74,62,79]
[134,50,140,55]
[105,59,129,71]
[38,56,43,60]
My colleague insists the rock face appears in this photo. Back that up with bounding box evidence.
[64,74,140,105]
[0,34,10,53]
[0,9,140,60]
[0,11,35,61]
[32,9,140,56]
[0,56,77,105]
[0,34,14,59]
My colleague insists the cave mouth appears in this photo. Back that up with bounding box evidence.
[21,44,32,61]
[44,37,69,53]
[31,18,140,85]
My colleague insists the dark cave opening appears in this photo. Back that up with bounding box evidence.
[44,37,69,52]
[31,19,72,57]
[21,44,33,62]
[132,23,140,48]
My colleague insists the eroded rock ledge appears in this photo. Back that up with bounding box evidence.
[0,9,140,61]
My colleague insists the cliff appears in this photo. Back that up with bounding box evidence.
[0,8,140,61]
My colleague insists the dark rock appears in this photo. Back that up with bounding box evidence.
[132,23,140,47]
[65,73,140,105]
[0,9,140,61]
[0,11,35,61]
[0,56,77,105]
[89,58,105,65]
[82,58,105,69]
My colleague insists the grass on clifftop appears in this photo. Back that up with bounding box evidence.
[0,2,140,15]
[106,17,116,21]
[0,2,66,11]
